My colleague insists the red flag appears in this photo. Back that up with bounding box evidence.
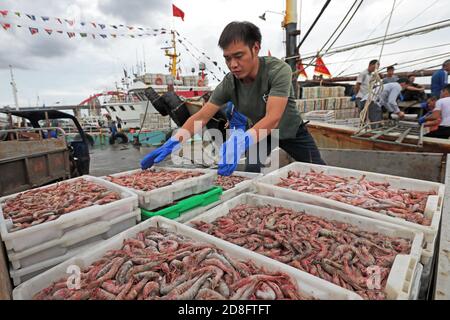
[268,50,272,57]
[2,23,11,30]
[0,10,8,17]
[172,4,185,21]
[29,27,39,35]
[44,29,53,35]
[296,59,308,79]
[314,56,331,78]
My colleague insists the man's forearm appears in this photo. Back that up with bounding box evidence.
[173,115,206,142]
[247,116,281,142]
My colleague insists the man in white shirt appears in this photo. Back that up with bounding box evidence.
[425,84,450,139]
[354,60,379,111]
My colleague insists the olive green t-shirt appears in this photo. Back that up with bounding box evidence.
[209,56,302,140]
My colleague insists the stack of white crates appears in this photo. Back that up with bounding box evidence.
[297,86,358,123]
[0,176,140,286]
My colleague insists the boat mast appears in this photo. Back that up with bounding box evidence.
[283,0,300,94]
[165,31,180,78]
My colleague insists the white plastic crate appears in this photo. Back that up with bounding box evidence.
[255,162,444,265]
[9,240,104,286]
[8,209,141,270]
[175,171,262,224]
[0,175,139,253]
[103,167,216,211]
[186,193,424,300]
[13,216,362,300]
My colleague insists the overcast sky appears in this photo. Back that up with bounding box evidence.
[0,0,449,107]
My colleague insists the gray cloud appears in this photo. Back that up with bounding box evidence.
[98,0,167,25]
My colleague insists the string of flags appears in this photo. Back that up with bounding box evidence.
[0,9,171,33]
[0,20,171,39]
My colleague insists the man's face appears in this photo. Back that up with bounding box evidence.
[387,69,395,77]
[368,63,377,73]
[427,99,436,110]
[408,76,415,83]
[223,40,260,80]
[444,63,450,73]
[400,82,408,90]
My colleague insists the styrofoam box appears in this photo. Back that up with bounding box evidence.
[175,171,262,224]
[255,162,444,264]
[0,175,139,253]
[103,167,216,211]
[186,193,424,300]
[409,263,423,300]
[8,209,141,270]
[13,216,362,300]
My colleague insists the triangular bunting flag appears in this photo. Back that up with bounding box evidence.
[65,19,74,26]
[67,32,75,38]
[26,14,36,21]
[80,32,87,37]
[296,59,308,79]
[57,30,63,34]
[15,12,21,17]
[153,29,159,32]
[111,34,117,38]
[129,35,135,38]
[44,29,53,35]
[2,23,11,31]
[138,27,143,31]
[56,18,62,24]
[212,61,218,66]
[91,22,96,28]
[80,22,86,26]
[29,27,39,35]
[17,25,22,28]
[110,25,117,29]
[119,24,124,27]
[100,34,107,38]
[41,16,50,22]
[0,10,8,17]
[92,34,96,39]
[127,26,134,30]
[99,23,105,29]
[314,56,332,78]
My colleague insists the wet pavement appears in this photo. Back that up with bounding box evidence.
[88,142,219,177]
[89,144,152,177]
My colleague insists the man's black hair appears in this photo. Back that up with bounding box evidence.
[218,21,262,50]
[443,59,450,67]
[397,77,409,84]
[369,59,379,66]
[387,65,395,71]
[443,84,450,93]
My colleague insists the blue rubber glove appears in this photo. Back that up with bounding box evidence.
[350,94,356,102]
[218,130,254,176]
[230,111,248,131]
[140,137,181,169]
[418,116,426,125]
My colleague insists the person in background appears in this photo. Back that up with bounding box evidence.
[106,114,118,139]
[403,74,426,102]
[431,59,450,98]
[382,65,399,84]
[418,97,439,130]
[425,84,450,139]
[116,116,123,131]
[354,59,379,112]
[365,78,409,122]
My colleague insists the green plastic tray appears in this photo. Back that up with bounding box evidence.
[141,187,223,220]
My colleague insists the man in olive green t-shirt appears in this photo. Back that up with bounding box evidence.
[141,21,325,175]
